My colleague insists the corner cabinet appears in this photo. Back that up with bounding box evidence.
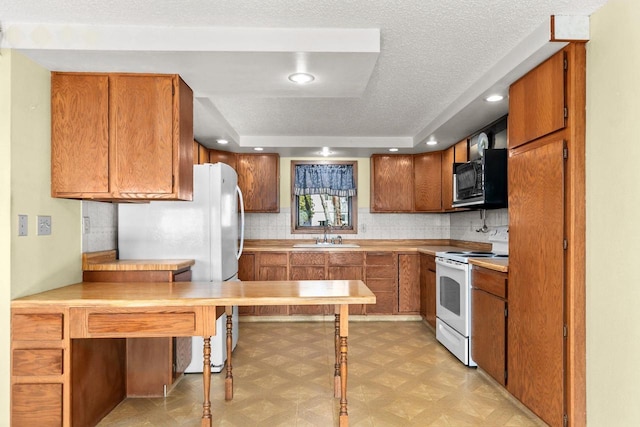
[51,72,194,201]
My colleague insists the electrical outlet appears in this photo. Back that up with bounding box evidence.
[37,215,52,236]
[83,216,91,234]
[18,215,28,236]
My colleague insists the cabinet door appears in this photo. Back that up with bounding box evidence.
[209,148,238,170]
[111,75,175,196]
[370,155,413,212]
[365,252,398,314]
[508,50,566,148]
[440,146,455,212]
[256,253,288,315]
[290,253,327,315]
[414,152,442,212]
[419,253,436,327]
[238,253,256,315]
[328,253,365,315]
[51,73,110,196]
[508,137,565,426]
[237,154,279,212]
[398,254,420,313]
[471,289,506,386]
[454,139,468,162]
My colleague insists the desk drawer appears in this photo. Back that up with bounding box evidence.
[12,313,63,341]
[88,312,196,335]
[13,349,63,376]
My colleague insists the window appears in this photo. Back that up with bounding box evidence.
[291,161,357,234]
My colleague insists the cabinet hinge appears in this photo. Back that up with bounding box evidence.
[563,239,568,250]
[564,58,568,70]
[504,370,508,383]
[172,175,175,188]
[564,413,569,427]
[563,147,568,159]
[563,324,568,338]
[564,107,568,118]
[504,307,508,318]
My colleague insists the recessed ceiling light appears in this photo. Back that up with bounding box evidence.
[254,147,264,151]
[216,139,229,145]
[485,94,504,102]
[288,72,315,84]
[388,148,399,152]
[320,147,333,157]
[426,140,438,146]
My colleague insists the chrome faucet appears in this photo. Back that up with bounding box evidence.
[323,223,332,243]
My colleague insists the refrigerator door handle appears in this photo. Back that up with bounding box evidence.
[236,185,245,260]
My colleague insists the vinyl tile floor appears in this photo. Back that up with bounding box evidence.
[98,321,547,426]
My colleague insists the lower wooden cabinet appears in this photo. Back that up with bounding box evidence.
[398,253,420,313]
[365,252,398,314]
[471,265,508,386]
[238,253,256,315]
[83,265,192,398]
[420,253,437,327]
[256,252,289,315]
[328,252,365,315]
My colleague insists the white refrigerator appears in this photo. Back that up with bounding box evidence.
[118,163,244,373]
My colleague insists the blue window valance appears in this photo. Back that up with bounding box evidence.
[294,164,357,197]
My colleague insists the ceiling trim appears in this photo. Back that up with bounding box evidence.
[239,135,413,148]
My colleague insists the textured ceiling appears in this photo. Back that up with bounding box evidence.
[1,0,610,156]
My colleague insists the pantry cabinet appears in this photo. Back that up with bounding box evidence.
[507,43,586,427]
[51,72,193,201]
[471,266,508,386]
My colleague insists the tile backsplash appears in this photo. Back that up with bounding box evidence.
[82,200,117,252]
[245,207,508,242]
[84,203,508,252]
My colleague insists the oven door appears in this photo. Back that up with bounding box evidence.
[435,257,470,337]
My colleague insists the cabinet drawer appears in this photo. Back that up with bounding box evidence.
[290,252,326,266]
[472,267,507,298]
[365,278,396,292]
[366,252,395,266]
[13,383,63,427]
[423,254,436,271]
[258,252,288,266]
[328,252,364,266]
[366,265,396,279]
[13,313,63,341]
[13,349,64,376]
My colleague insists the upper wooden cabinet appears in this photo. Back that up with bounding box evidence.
[370,154,414,212]
[414,152,442,212]
[209,148,237,170]
[454,139,468,163]
[237,153,280,212]
[51,72,193,200]
[440,146,455,212]
[193,140,209,165]
[508,50,566,148]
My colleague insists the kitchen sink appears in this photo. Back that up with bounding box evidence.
[292,243,360,248]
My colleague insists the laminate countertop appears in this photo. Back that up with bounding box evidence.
[243,240,509,272]
[82,250,194,272]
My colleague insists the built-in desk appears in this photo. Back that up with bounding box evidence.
[11,280,375,427]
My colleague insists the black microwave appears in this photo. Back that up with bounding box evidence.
[452,148,507,208]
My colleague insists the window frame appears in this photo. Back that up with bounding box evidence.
[290,160,358,234]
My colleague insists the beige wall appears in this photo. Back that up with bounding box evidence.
[280,157,371,209]
[0,49,13,427]
[587,0,640,424]
[0,50,83,426]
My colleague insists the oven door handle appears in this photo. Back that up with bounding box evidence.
[435,258,468,271]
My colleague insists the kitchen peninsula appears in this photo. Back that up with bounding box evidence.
[11,280,375,427]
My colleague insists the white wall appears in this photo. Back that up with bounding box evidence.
[586,0,640,423]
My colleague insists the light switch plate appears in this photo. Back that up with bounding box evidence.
[18,214,28,236]
[37,215,52,236]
